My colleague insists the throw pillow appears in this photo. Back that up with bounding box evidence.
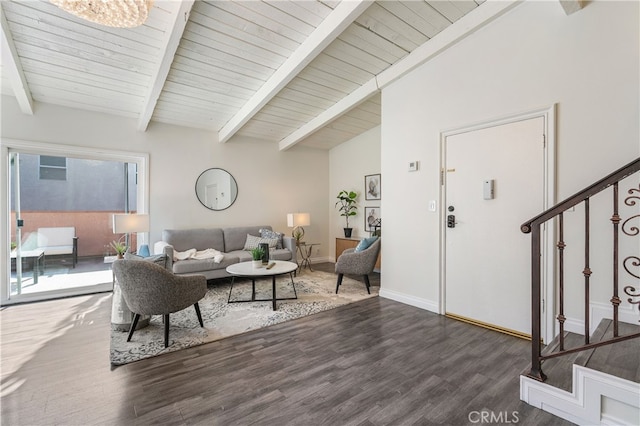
[259,228,284,249]
[354,236,378,253]
[243,234,278,251]
[124,251,169,269]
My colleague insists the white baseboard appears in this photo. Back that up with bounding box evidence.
[563,302,639,336]
[521,365,640,426]
[379,288,440,314]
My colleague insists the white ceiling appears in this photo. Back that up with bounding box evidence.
[0,0,516,150]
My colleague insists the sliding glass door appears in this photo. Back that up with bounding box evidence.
[3,142,148,304]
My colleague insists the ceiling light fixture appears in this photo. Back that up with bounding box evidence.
[50,0,153,28]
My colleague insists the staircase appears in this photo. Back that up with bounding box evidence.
[519,158,640,425]
[521,320,640,425]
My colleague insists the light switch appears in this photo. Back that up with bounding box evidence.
[429,200,437,211]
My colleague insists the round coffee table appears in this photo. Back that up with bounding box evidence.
[226,260,298,311]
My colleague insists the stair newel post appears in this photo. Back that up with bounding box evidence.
[583,198,591,345]
[557,213,566,351]
[528,222,546,381]
[611,183,621,337]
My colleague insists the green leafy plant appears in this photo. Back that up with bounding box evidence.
[293,228,304,242]
[250,246,265,261]
[10,241,16,250]
[335,190,358,228]
[110,240,128,256]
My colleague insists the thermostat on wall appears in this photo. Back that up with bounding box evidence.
[408,161,419,172]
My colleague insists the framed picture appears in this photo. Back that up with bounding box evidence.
[365,174,381,200]
[364,206,380,232]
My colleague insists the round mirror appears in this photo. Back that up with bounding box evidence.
[195,168,238,211]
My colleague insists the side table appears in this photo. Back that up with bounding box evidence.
[296,242,320,272]
[106,256,150,332]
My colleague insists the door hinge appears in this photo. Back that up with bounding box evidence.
[440,169,444,185]
[543,134,546,148]
[542,298,545,313]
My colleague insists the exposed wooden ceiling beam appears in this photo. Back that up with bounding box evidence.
[137,0,194,131]
[279,0,522,151]
[218,0,373,144]
[559,0,585,15]
[1,11,33,115]
[279,79,378,151]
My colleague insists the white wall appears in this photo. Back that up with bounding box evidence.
[329,125,381,260]
[1,96,330,256]
[380,0,639,321]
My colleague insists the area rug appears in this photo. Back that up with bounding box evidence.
[110,270,377,365]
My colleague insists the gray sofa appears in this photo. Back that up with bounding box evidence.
[159,225,297,280]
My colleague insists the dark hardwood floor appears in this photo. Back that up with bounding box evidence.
[1,263,571,425]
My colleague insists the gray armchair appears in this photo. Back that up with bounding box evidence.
[112,259,207,348]
[335,238,381,294]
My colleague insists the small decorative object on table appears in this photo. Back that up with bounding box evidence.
[250,246,265,268]
[110,240,128,259]
[259,242,270,265]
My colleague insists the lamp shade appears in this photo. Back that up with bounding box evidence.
[287,213,310,227]
[112,214,149,234]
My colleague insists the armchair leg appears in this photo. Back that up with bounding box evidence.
[127,314,140,342]
[363,275,371,294]
[336,273,344,294]
[164,314,170,348]
[194,303,204,327]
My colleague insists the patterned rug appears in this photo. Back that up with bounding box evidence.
[110,270,377,365]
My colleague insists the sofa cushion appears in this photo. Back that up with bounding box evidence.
[172,254,239,275]
[259,228,284,249]
[243,234,278,250]
[269,248,294,261]
[227,250,252,262]
[43,245,75,256]
[222,226,271,252]
[163,228,224,252]
[124,251,169,269]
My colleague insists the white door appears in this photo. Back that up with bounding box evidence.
[444,117,545,338]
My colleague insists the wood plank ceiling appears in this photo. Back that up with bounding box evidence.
[0,0,493,150]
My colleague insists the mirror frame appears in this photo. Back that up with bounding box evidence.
[195,168,238,211]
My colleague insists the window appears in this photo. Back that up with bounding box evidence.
[39,155,67,180]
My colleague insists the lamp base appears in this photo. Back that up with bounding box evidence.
[292,226,305,242]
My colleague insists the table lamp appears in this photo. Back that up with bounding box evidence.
[287,213,310,243]
[112,213,150,256]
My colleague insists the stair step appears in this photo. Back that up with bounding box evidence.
[532,319,640,392]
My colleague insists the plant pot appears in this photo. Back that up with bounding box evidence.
[252,260,262,269]
[343,228,353,238]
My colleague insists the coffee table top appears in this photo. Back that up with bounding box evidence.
[226,260,298,277]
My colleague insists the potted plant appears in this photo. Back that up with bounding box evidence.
[250,246,265,268]
[335,190,358,238]
[110,240,128,259]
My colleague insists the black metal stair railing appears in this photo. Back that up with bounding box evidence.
[521,157,640,382]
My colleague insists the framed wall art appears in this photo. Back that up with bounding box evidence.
[365,174,381,200]
[364,206,380,232]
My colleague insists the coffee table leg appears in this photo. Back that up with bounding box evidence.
[252,279,256,301]
[272,276,277,311]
